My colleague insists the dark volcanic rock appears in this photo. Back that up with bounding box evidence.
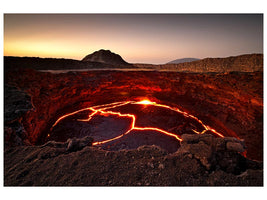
[40,136,93,152]
[82,49,130,66]
[66,136,93,152]
[4,85,34,146]
[4,84,33,122]
[178,134,258,174]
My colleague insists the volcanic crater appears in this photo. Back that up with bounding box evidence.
[6,69,262,160]
[4,53,263,186]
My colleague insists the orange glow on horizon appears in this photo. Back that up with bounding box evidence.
[4,14,263,64]
[51,100,225,146]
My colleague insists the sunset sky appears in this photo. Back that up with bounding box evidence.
[4,14,263,64]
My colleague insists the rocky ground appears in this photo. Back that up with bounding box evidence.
[4,67,263,186]
[4,134,262,186]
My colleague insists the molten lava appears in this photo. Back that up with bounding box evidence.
[135,99,155,105]
[50,99,225,147]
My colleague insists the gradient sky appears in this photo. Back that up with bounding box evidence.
[4,14,263,64]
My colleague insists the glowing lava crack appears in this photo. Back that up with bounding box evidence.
[51,99,224,146]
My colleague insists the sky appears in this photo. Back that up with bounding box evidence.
[4,14,263,64]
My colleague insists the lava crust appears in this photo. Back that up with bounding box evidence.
[4,67,263,186]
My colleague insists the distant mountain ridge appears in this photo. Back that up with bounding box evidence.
[134,54,263,73]
[82,49,130,66]
[4,52,263,73]
[167,58,200,64]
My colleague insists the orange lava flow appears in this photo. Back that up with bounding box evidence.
[51,99,224,146]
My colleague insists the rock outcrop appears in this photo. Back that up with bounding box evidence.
[41,136,93,152]
[178,134,250,172]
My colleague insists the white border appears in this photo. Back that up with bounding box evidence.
[0,0,266,13]
[1,0,266,200]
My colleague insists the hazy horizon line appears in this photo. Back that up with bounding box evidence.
[4,51,263,65]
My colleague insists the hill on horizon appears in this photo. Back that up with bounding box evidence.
[82,49,131,67]
[167,58,200,64]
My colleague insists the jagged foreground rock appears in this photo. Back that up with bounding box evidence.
[4,134,262,186]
